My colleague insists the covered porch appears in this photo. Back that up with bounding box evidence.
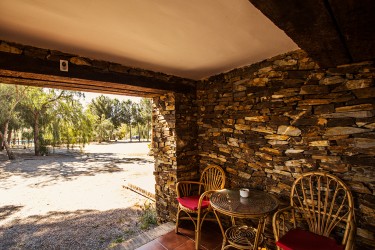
[151,50,374,249]
[0,1,374,249]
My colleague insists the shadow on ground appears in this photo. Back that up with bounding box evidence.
[0,150,154,189]
[0,205,24,221]
[0,207,151,250]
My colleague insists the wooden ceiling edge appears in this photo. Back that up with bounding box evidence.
[0,75,162,98]
[0,69,169,97]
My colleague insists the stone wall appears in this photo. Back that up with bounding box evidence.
[197,50,374,249]
[152,92,198,222]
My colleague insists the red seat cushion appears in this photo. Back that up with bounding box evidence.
[177,196,210,210]
[276,228,344,250]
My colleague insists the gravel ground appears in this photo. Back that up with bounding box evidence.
[0,142,156,250]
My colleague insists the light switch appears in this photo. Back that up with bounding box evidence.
[60,60,68,72]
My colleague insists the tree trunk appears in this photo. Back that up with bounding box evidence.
[0,125,3,151]
[1,122,15,160]
[129,123,132,142]
[137,123,141,142]
[147,120,150,141]
[34,112,40,156]
[7,128,12,145]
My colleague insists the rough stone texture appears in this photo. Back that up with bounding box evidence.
[152,92,197,223]
[196,50,375,249]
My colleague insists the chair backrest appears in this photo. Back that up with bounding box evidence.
[290,172,355,245]
[199,165,226,192]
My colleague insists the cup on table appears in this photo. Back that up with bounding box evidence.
[240,188,249,198]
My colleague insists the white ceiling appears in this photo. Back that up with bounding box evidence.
[0,0,298,80]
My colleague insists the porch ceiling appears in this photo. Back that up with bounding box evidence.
[0,0,298,80]
[0,1,373,86]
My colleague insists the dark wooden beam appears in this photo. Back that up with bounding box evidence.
[0,74,162,97]
[328,0,375,62]
[0,51,195,96]
[249,0,351,68]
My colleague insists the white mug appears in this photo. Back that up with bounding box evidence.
[240,188,249,198]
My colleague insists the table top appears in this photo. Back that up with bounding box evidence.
[210,188,279,218]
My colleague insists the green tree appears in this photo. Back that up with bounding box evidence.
[22,129,33,148]
[88,95,123,129]
[45,97,92,151]
[94,114,114,142]
[140,98,152,141]
[0,84,28,159]
[131,102,143,142]
[119,100,133,140]
[18,88,78,156]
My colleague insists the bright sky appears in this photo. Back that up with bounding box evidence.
[81,92,142,105]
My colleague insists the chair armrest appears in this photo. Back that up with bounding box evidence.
[273,206,296,243]
[176,181,204,198]
[199,190,216,206]
[196,190,217,221]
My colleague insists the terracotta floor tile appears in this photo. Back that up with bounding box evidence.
[157,230,191,249]
[173,239,196,250]
[176,226,195,239]
[137,220,226,250]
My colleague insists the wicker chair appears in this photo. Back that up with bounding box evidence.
[175,165,226,250]
[273,172,356,250]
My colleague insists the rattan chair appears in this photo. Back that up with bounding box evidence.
[175,165,226,250]
[273,171,356,250]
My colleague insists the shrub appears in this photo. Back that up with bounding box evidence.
[139,201,157,230]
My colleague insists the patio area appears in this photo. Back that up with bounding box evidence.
[0,1,374,249]
[0,142,156,249]
[134,221,223,250]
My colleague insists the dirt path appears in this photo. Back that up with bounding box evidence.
[0,142,156,250]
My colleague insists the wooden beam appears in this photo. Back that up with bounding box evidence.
[0,75,161,97]
[0,69,168,97]
[328,0,375,62]
[0,51,195,95]
[249,0,351,68]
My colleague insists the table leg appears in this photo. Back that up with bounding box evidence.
[253,216,266,250]
[213,209,227,250]
[231,216,236,225]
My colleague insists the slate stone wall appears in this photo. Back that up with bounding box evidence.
[197,50,374,249]
[152,92,198,222]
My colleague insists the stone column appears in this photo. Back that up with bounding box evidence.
[152,92,198,222]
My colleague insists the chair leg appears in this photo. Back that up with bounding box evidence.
[175,207,181,233]
[195,228,200,250]
[195,211,202,250]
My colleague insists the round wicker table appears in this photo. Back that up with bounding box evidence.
[210,189,279,250]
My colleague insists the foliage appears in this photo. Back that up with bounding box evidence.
[0,84,153,157]
[138,201,157,230]
[88,96,152,142]
[94,114,114,143]
[140,98,152,141]
[88,95,123,128]
[17,88,81,155]
[0,84,28,159]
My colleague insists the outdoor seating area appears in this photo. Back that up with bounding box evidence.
[160,171,355,250]
[175,165,226,249]
[0,1,374,250]
[273,172,355,250]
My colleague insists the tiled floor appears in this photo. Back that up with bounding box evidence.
[136,220,224,250]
